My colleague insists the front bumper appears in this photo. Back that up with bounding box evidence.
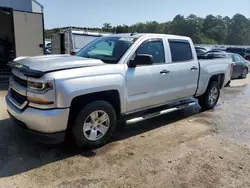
[8,111,65,144]
[5,95,70,143]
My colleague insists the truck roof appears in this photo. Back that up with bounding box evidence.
[106,33,191,40]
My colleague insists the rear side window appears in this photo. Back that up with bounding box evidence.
[169,40,193,62]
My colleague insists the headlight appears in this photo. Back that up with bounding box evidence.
[27,80,55,107]
[27,81,53,92]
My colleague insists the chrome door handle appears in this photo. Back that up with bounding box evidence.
[160,69,170,74]
[191,66,198,71]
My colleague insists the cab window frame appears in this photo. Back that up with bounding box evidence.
[135,38,166,65]
[168,39,193,63]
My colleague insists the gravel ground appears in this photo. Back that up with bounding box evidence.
[1,78,250,188]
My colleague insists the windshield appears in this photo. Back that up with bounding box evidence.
[76,36,137,64]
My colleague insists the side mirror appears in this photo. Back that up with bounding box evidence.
[129,54,153,67]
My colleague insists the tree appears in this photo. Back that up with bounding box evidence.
[227,14,250,45]
[45,14,250,45]
[203,15,228,44]
[171,14,187,36]
[102,23,112,32]
[184,14,203,43]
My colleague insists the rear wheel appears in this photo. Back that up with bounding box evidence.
[198,81,220,110]
[241,68,248,79]
[72,101,117,148]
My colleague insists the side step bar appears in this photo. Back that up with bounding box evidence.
[126,102,196,125]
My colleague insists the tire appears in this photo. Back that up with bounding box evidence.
[241,68,248,79]
[72,101,117,148]
[198,81,220,110]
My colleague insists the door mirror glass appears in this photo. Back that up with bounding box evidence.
[129,54,153,67]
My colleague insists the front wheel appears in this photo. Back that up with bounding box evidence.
[198,81,220,110]
[72,101,117,148]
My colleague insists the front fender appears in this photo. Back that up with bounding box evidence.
[55,74,126,113]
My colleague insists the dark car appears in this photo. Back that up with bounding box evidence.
[198,51,249,79]
[195,46,209,55]
[207,49,225,53]
[230,53,249,79]
[225,47,250,61]
[197,51,229,59]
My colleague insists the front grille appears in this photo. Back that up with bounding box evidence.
[13,74,27,87]
[10,88,27,104]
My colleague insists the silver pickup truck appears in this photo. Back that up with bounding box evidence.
[5,33,232,148]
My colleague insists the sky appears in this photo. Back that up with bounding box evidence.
[39,0,250,29]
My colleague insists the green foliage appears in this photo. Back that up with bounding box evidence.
[102,23,112,32]
[45,14,250,45]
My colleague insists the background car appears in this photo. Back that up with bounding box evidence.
[195,46,210,55]
[44,42,51,55]
[225,47,250,61]
[199,51,249,79]
[230,53,249,79]
[207,49,225,53]
[198,51,229,59]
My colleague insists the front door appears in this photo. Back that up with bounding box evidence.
[126,38,170,112]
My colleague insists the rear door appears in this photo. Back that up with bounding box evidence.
[13,11,44,57]
[165,39,199,101]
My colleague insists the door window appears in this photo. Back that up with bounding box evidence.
[137,39,165,64]
[169,40,193,62]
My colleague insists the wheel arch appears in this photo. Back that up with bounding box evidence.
[67,90,121,130]
[209,73,225,89]
[196,73,225,97]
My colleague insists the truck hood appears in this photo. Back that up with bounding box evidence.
[9,55,106,78]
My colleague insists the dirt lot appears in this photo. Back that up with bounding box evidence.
[1,78,250,188]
